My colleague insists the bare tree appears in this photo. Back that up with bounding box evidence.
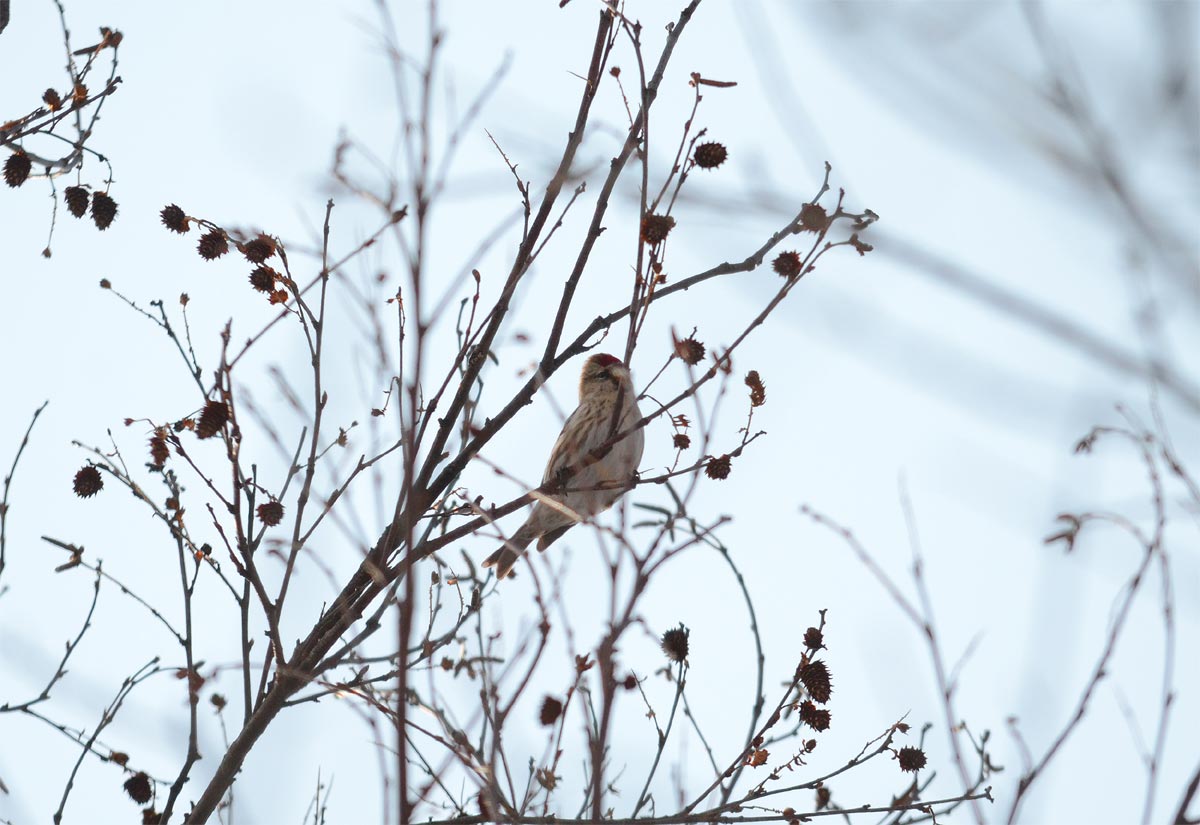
[722,5,1199,825]
[34,1,1200,823]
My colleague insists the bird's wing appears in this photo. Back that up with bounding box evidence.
[540,405,587,485]
[540,402,615,486]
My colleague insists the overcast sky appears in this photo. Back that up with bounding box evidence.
[2,2,1197,823]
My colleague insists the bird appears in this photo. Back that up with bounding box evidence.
[483,353,644,579]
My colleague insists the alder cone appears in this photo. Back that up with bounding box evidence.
[64,186,90,218]
[196,400,229,439]
[4,151,32,187]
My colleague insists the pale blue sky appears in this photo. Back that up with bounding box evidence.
[2,2,1197,823]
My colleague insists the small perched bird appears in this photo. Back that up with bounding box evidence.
[483,353,644,579]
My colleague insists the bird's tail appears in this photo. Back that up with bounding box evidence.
[482,524,537,580]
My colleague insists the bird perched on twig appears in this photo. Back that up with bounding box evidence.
[483,353,644,579]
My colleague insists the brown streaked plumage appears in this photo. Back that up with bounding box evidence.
[483,353,644,579]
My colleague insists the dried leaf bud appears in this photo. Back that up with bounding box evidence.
[744,749,768,767]
[897,746,927,773]
[799,700,831,732]
[661,624,689,662]
[257,500,284,527]
[268,289,290,305]
[4,151,32,188]
[210,693,227,710]
[815,787,831,810]
[803,626,824,651]
[249,265,278,292]
[539,696,563,726]
[99,27,124,49]
[71,82,88,107]
[149,430,170,468]
[43,88,63,111]
[175,666,205,696]
[160,204,189,233]
[674,335,705,365]
[123,772,152,804]
[196,399,229,439]
[745,370,766,407]
[772,251,802,279]
[91,191,118,230]
[704,454,731,480]
[623,674,638,691]
[141,808,159,825]
[64,186,89,218]
[849,232,874,256]
[197,229,229,260]
[241,234,276,263]
[535,768,558,791]
[693,141,728,169]
[640,213,676,245]
[800,202,829,233]
[798,660,832,703]
[672,433,691,450]
[73,465,104,498]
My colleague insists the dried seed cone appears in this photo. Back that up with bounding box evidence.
[149,430,170,467]
[745,370,766,407]
[799,700,831,732]
[705,454,731,480]
[803,626,824,650]
[123,772,152,804]
[674,335,705,365]
[196,399,229,439]
[249,265,278,293]
[73,466,104,498]
[539,696,563,726]
[798,660,833,703]
[693,141,728,169]
[64,186,90,218]
[897,746,927,773]
[257,501,284,527]
[241,234,276,263]
[91,191,118,230]
[640,213,676,245]
[773,251,802,279]
[800,203,829,233]
[160,204,189,233]
[4,151,32,188]
[197,229,229,260]
[661,625,689,662]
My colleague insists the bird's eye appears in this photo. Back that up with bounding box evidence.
[594,370,611,381]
